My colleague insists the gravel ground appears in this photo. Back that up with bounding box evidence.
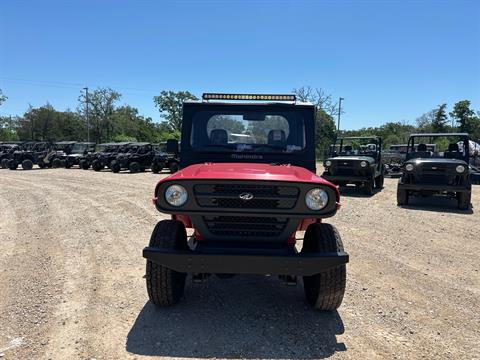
[0,167,479,360]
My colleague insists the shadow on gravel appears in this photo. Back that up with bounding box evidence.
[399,196,474,215]
[126,275,346,359]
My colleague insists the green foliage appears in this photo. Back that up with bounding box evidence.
[450,100,479,135]
[0,115,19,141]
[432,104,448,132]
[0,88,7,107]
[153,90,198,132]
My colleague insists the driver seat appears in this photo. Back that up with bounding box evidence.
[210,129,228,145]
[444,143,461,159]
[267,130,286,146]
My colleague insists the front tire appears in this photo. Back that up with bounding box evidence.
[168,161,179,173]
[129,161,140,173]
[397,187,409,205]
[301,223,346,311]
[363,179,374,195]
[8,160,18,170]
[151,161,163,174]
[110,160,121,173]
[146,220,189,306]
[375,174,384,189]
[92,160,103,172]
[457,191,471,210]
[22,159,33,170]
[52,158,62,168]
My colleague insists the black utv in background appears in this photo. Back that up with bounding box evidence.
[91,142,131,171]
[322,136,385,195]
[78,143,112,170]
[36,141,77,168]
[111,142,156,173]
[8,142,52,170]
[1,143,22,169]
[397,133,472,210]
[151,140,180,173]
[64,142,95,168]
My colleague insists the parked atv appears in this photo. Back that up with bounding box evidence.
[8,142,52,170]
[0,143,22,169]
[37,141,75,169]
[151,141,180,173]
[64,142,95,168]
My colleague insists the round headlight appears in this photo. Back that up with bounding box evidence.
[360,161,367,167]
[165,184,188,206]
[405,163,414,171]
[456,165,466,173]
[325,160,332,167]
[305,188,329,211]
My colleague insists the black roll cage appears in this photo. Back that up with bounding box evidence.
[406,133,470,162]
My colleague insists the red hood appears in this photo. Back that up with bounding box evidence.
[159,162,337,189]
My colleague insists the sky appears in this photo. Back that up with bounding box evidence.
[1,0,479,130]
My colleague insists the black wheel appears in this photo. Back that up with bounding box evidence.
[301,223,346,311]
[151,162,160,174]
[375,174,384,189]
[146,220,189,306]
[168,161,179,173]
[92,160,103,172]
[52,158,62,168]
[1,159,8,168]
[397,187,409,205]
[129,161,141,173]
[8,160,18,170]
[110,160,121,173]
[363,179,374,195]
[457,191,471,210]
[22,159,33,170]
[65,161,73,169]
[80,160,90,170]
[37,160,45,169]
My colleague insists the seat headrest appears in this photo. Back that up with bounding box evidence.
[448,143,459,152]
[210,129,228,145]
[417,143,427,152]
[267,130,286,144]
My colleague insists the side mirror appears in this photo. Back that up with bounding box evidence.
[166,139,179,154]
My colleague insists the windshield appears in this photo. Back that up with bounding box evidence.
[408,136,468,160]
[71,143,88,153]
[334,138,379,157]
[190,110,305,153]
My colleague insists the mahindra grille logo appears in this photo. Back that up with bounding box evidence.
[239,192,254,201]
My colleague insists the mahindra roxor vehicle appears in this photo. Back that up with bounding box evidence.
[397,133,472,209]
[322,136,385,195]
[143,93,348,311]
[64,142,95,168]
[111,142,156,173]
[8,142,52,170]
[91,142,131,171]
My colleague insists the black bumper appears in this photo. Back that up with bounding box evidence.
[322,173,370,183]
[398,182,470,192]
[143,247,349,276]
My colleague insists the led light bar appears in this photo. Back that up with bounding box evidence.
[202,93,296,101]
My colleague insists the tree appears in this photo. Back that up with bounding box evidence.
[153,91,198,132]
[432,103,448,133]
[0,88,7,107]
[78,88,121,143]
[450,100,477,134]
[293,87,337,158]
[416,109,436,133]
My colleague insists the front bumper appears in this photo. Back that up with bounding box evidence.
[143,247,349,276]
[322,173,370,183]
[398,182,470,192]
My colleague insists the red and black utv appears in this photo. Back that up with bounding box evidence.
[143,93,348,310]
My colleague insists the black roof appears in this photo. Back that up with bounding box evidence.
[128,142,151,146]
[55,141,77,145]
[338,136,380,140]
[409,133,469,137]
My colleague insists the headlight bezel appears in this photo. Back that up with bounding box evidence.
[325,160,332,167]
[305,188,329,211]
[405,163,414,171]
[360,161,368,168]
[455,165,466,173]
[164,184,188,207]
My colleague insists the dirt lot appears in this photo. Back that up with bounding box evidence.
[0,168,479,360]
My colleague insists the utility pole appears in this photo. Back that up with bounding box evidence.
[337,97,344,133]
[83,87,90,142]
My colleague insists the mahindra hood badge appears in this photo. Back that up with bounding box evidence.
[239,192,254,201]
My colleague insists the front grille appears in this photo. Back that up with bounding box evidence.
[194,183,299,210]
[203,215,288,237]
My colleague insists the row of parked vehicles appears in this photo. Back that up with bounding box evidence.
[0,141,180,174]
